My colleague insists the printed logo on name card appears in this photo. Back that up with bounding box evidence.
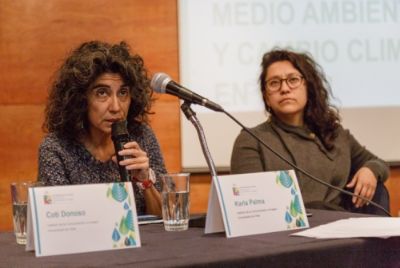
[232,185,240,196]
[43,193,52,205]
[232,185,258,196]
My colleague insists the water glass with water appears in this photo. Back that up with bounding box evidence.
[10,182,32,245]
[161,173,190,231]
[10,181,44,245]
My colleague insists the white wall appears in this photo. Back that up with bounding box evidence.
[179,0,400,170]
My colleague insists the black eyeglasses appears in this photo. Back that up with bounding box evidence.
[265,74,304,93]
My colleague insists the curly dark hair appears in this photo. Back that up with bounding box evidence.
[44,40,152,140]
[259,49,340,150]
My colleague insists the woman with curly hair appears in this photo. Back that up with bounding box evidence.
[39,40,166,215]
[231,49,389,214]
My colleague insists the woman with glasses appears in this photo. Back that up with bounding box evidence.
[230,49,389,214]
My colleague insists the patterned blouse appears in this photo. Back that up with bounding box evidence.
[38,124,167,215]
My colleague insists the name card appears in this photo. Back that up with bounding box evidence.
[205,170,309,238]
[26,182,140,256]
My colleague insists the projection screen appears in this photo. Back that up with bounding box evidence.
[178,0,400,171]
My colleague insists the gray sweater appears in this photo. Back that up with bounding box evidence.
[231,117,389,209]
[38,124,167,215]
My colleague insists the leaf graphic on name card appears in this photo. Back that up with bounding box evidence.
[285,211,292,223]
[119,216,129,235]
[124,202,130,210]
[112,183,128,202]
[112,228,121,242]
[291,188,296,195]
[278,171,293,188]
[124,235,136,246]
[293,195,302,214]
[290,200,298,217]
[296,216,306,227]
[129,235,136,246]
[125,210,134,231]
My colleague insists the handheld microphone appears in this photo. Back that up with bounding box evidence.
[150,72,224,112]
[111,120,131,182]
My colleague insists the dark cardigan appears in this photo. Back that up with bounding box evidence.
[231,116,389,209]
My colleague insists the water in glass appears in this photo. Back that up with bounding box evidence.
[162,191,189,231]
[12,202,28,244]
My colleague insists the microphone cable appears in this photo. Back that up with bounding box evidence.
[222,109,391,217]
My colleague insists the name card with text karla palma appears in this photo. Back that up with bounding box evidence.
[205,170,309,238]
[26,182,140,256]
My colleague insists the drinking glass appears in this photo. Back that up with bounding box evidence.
[10,181,44,244]
[161,173,190,231]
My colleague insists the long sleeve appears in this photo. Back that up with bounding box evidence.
[230,129,265,174]
[139,125,168,192]
[347,130,389,182]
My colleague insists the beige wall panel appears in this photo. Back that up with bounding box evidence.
[0,0,179,104]
[0,105,45,230]
[386,167,400,216]
[0,0,181,231]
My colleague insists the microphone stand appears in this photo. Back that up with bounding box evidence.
[180,101,218,178]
